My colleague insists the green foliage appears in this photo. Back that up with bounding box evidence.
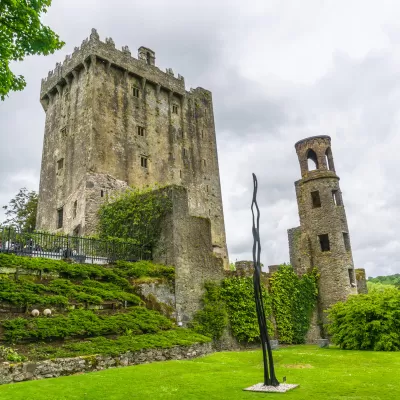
[190,282,228,340]
[2,308,173,342]
[98,186,172,251]
[0,345,26,362]
[114,260,175,281]
[27,329,211,360]
[326,288,400,351]
[367,281,397,293]
[221,277,273,343]
[1,188,38,230]
[0,254,174,309]
[368,274,400,287]
[0,0,64,99]
[269,265,319,344]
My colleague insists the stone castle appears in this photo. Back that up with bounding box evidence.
[287,135,366,335]
[36,28,228,267]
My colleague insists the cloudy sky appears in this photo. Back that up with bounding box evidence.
[1,0,400,277]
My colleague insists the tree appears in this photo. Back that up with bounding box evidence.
[2,188,38,231]
[0,0,64,100]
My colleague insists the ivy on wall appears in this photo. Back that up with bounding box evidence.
[192,265,319,345]
[98,186,172,249]
[269,265,319,344]
[220,277,273,343]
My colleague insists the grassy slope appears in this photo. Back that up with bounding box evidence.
[1,345,400,400]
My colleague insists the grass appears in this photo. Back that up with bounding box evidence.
[1,345,399,399]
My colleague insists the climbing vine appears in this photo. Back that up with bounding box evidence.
[190,282,228,341]
[98,185,172,249]
[193,265,319,345]
[269,265,319,344]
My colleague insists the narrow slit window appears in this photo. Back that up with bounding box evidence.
[318,234,330,252]
[179,170,182,178]
[101,190,104,198]
[183,148,187,157]
[172,104,179,114]
[203,159,206,167]
[60,127,67,137]
[343,232,350,251]
[73,201,77,219]
[311,191,321,208]
[348,269,356,287]
[206,185,209,192]
[137,126,145,136]
[141,156,148,168]
[332,190,343,206]
[57,208,63,229]
[132,87,140,98]
[57,158,64,170]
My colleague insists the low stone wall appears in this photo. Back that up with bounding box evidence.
[0,342,212,385]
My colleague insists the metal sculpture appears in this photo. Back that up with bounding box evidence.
[251,173,279,387]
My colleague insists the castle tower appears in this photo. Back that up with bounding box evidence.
[288,136,357,326]
[36,28,228,267]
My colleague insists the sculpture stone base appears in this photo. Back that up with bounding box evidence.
[244,383,299,393]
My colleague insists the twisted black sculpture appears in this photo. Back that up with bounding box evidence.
[251,173,279,387]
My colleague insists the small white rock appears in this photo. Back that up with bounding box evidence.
[31,309,40,317]
[43,309,52,316]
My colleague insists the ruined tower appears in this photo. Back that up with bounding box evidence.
[288,136,357,326]
[36,29,228,266]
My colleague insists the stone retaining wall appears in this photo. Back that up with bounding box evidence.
[0,342,212,385]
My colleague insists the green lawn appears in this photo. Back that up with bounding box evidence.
[1,345,399,400]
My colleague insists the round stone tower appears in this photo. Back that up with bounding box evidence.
[292,135,356,324]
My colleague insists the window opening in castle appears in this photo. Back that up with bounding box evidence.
[203,159,206,167]
[318,234,330,252]
[60,127,67,137]
[73,201,77,219]
[206,185,209,192]
[141,156,148,168]
[343,232,350,251]
[146,52,151,65]
[132,87,140,98]
[57,158,64,170]
[325,147,335,171]
[172,104,179,114]
[183,148,187,157]
[311,191,321,208]
[306,149,318,171]
[137,126,145,136]
[332,190,343,206]
[179,170,182,178]
[101,190,104,198]
[201,130,204,138]
[57,208,64,229]
[348,269,356,287]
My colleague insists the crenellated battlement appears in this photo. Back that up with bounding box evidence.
[40,28,186,100]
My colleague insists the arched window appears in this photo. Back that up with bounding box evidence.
[325,147,335,171]
[306,149,318,171]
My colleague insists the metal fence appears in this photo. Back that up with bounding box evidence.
[0,227,152,264]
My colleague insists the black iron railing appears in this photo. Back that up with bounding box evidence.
[0,227,152,264]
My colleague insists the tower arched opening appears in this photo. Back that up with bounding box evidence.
[325,147,335,171]
[306,149,319,171]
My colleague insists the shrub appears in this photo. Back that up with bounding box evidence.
[2,307,174,342]
[326,288,400,351]
[0,346,26,362]
[27,329,211,360]
[115,260,175,281]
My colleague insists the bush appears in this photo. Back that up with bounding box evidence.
[2,307,174,342]
[115,260,175,281]
[27,329,211,360]
[326,288,400,351]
